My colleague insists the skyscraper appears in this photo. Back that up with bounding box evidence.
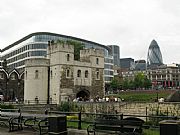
[108,45,120,67]
[147,39,163,68]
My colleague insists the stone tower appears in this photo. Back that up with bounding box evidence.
[24,41,105,104]
[24,58,49,104]
[47,41,105,104]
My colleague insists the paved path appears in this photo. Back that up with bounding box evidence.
[0,127,88,135]
[0,127,38,135]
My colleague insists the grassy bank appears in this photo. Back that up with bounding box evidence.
[108,90,175,102]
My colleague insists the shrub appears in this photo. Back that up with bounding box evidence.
[0,104,14,109]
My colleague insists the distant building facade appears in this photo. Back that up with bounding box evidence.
[0,68,24,101]
[107,45,120,67]
[147,40,163,68]
[121,64,180,89]
[147,64,180,88]
[120,58,134,70]
[134,60,146,71]
[24,41,105,104]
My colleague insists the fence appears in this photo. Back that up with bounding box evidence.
[49,110,180,135]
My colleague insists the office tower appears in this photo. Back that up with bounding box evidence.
[147,39,163,68]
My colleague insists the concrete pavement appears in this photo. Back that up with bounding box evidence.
[0,127,89,135]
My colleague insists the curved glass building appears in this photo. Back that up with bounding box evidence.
[147,39,163,68]
[0,32,113,83]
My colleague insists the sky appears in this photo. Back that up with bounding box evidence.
[0,0,180,64]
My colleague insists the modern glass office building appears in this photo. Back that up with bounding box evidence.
[147,39,163,68]
[107,45,120,67]
[0,32,113,82]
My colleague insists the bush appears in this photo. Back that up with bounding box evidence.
[58,102,80,112]
[0,104,14,109]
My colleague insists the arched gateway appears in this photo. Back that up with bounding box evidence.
[76,89,90,101]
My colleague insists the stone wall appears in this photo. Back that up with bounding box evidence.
[76,102,180,116]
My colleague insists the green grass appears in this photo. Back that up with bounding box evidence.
[143,128,160,135]
[109,90,175,102]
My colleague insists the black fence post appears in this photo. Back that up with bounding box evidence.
[120,113,123,120]
[78,112,81,129]
[146,107,148,122]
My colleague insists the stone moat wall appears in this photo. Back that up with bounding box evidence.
[76,102,180,116]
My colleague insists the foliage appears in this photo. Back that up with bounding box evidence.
[110,79,121,91]
[66,40,84,60]
[0,104,14,109]
[58,102,81,112]
[110,72,152,90]
[122,78,130,90]
[57,40,84,60]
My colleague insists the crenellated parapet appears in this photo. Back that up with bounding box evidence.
[47,40,74,56]
[80,48,104,58]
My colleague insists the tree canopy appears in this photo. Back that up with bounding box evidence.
[110,72,152,91]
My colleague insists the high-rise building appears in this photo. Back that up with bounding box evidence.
[120,58,134,70]
[0,32,114,83]
[147,40,163,68]
[107,45,120,67]
[134,60,146,71]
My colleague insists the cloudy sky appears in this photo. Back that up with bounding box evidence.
[0,0,180,64]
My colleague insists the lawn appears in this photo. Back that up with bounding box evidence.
[109,90,175,102]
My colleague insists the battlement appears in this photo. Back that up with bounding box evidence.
[47,40,74,54]
[25,58,49,67]
[80,48,104,58]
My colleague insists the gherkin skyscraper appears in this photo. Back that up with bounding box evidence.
[147,40,163,68]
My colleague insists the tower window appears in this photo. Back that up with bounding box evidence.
[77,70,81,77]
[96,69,100,80]
[96,58,99,65]
[85,70,88,78]
[67,54,70,61]
[66,69,70,78]
[35,70,39,79]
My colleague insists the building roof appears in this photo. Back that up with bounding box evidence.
[149,39,160,49]
[0,32,111,53]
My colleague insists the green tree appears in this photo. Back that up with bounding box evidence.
[122,78,130,90]
[134,73,145,89]
[57,40,84,60]
[144,77,152,89]
[66,40,84,60]
[110,79,119,91]
[134,72,152,89]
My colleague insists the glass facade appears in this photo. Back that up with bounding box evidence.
[107,45,120,67]
[0,32,114,82]
[147,40,163,68]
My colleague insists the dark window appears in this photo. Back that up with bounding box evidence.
[66,69,70,77]
[85,70,88,78]
[67,54,70,61]
[77,70,81,77]
[96,58,99,65]
[35,70,39,79]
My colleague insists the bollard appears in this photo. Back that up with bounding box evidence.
[48,115,67,135]
[160,120,180,135]
[78,112,82,130]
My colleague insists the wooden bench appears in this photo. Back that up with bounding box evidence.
[87,118,144,135]
[0,108,23,132]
